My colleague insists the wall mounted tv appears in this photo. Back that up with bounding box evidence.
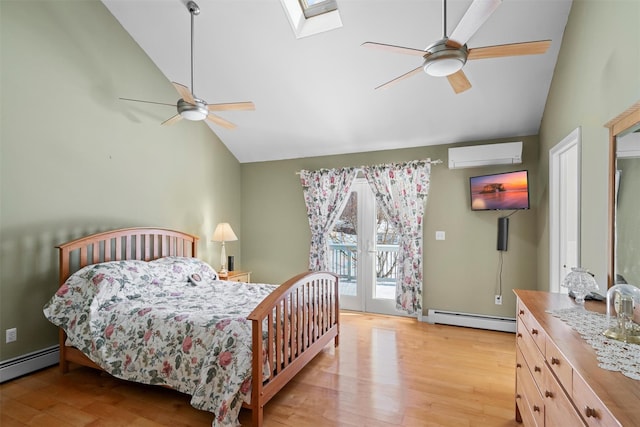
[470,170,530,211]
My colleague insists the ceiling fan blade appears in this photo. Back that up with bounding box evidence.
[207,102,256,112]
[448,0,502,47]
[206,113,237,129]
[172,82,196,104]
[119,98,176,107]
[375,65,424,90]
[362,42,427,57]
[447,70,472,94]
[161,114,182,126]
[467,40,551,60]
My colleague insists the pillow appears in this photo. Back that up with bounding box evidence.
[149,256,218,283]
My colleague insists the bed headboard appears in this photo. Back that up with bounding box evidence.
[56,227,199,286]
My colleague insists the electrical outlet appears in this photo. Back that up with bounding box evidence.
[6,328,17,343]
[495,295,503,305]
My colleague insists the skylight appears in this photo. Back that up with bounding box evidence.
[299,0,338,18]
[281,0,342,39]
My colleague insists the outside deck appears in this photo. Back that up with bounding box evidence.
[328,243,397,300]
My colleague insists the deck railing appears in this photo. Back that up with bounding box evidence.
[328,242,398,283]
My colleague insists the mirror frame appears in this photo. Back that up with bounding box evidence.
[605,100,640,288]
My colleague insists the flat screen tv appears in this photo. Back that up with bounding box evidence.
[470,170,530,211]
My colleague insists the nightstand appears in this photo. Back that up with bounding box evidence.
[220,270,251,283]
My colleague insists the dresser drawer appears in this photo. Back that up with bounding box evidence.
[545,335,573,392]
[517,299,547,354]
[543,363,586,426]
[224,271,251,283]
[517,373,543,427]
[517,318,546,389]
[516,347,545,427]
[573,371,620,427]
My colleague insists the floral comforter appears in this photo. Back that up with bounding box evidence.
[43,257,277,427]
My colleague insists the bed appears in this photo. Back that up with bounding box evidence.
[44,227,339,427]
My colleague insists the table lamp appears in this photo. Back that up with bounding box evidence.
[212,222,237,274]
[561,267,599,307]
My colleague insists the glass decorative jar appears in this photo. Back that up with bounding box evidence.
[561,267,599,306]
[604,284,640,344]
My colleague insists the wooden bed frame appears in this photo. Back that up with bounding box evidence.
[56,227,339,427]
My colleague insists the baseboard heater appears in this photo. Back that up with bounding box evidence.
[426,309,516,333]
[0,345,59,383]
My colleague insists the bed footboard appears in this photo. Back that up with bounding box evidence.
[247,271,339,427]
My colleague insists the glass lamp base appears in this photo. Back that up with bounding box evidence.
[567,290,587,308]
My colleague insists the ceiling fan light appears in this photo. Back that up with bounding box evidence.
[181,109,208,121]
[421,41,468,77]
[424,57,464,77]
[177,99,208,121]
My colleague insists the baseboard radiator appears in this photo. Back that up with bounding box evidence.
[0,346,59,383]
[426,309,516,333]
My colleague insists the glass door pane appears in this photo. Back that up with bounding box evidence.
[374,206,398,301]
[329,191,362,311]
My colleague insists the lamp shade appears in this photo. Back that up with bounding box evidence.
[212,223,238,242]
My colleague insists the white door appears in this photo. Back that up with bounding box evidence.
[329,178,400,315]
[549,128,581,292]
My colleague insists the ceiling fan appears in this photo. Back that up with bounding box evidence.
[362,0,551,94]
[120,1,254,128]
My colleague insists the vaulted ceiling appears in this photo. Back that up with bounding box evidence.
[102,0,573,163]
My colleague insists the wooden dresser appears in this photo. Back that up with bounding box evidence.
[514,290,640,426]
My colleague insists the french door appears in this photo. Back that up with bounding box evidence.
[329,178,400,315]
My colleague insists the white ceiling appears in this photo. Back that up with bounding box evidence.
[102,0,572,163]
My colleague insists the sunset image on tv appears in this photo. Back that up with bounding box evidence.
[470,170,530,211]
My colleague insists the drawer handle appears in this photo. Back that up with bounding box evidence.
[533,405,541,413]
[519,309,525,315]
[517,333,523,338]
[534,366,542,373]
[585,406,599,419]
[516,363,522,368]
[531,328,539,335]
[545,390,553,398]
[551,357,560,365]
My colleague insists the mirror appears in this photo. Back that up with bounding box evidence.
[606,101,640,288]
[615,131,640,287]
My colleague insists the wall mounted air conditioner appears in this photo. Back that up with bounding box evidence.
[448,141,523,169]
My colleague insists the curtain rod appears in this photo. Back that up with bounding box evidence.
[295,159,442,175]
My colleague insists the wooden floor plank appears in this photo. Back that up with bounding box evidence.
[1,312,519,426]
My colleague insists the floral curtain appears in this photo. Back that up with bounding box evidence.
[299,168,357,271]
[363,160,432,315]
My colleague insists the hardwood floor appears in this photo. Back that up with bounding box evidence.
[1,312,519,427]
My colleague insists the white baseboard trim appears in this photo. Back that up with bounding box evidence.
[424,309,516,333]
[0,346,59,383]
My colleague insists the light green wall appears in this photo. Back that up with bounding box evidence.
[537,0,640,292]
[0,0,242,361]
[242,137,539,318]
